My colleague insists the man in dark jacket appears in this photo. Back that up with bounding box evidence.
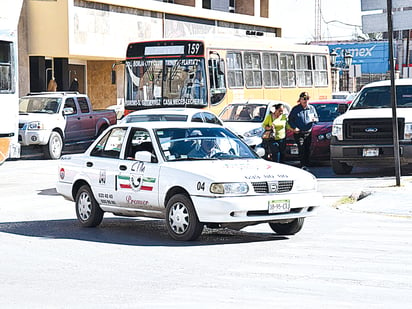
[288,92,319,169]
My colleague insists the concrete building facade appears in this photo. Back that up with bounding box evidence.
[17,0,281,109]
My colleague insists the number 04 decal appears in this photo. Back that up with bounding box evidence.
[197,182,205,191]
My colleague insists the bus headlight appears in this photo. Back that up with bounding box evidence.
[210,182,249,194]
[26,121,44,130]
[332,124,343,140]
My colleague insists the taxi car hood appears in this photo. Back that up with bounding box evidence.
[167,159,305,181]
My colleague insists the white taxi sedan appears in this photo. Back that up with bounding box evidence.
[56,122,322,241]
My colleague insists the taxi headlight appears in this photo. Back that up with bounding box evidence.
[26,121,43,130]
[317,134,325,141]
[332,124,343,140]
[210,182,249,194]
[293,175,317,192]
[325,132,332,139]
[244,127,264,138]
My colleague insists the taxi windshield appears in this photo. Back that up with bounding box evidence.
[155,127,258,161]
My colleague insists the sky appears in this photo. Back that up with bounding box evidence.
[270,0,363,43]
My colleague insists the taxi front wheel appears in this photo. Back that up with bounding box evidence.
[269,218,304,235]
[166,194,204,241]
[75,185,104,227]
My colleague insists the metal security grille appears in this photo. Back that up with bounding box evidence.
[252,180,294,193]
[343,118,404,141]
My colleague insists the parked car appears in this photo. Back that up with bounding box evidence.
[56,121,322,241]
[120,107,223,126]
[285,99,351,163]
[218,99,291,148]
[18,92,117,159]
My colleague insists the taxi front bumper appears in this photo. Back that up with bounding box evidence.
[191,191,322,223]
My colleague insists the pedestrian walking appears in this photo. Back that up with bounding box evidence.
[261,103,289,162]
[288,92,319,169]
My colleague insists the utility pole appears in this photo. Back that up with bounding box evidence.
[315,0,321,41]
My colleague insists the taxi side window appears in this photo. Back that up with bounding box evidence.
[90,127,127,158]
[125,128,158,163]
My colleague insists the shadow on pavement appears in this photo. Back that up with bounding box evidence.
[0,218,287,247]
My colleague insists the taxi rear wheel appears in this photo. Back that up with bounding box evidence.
[75,185,104,227]
[166,194,204,241]
[269,218,304,235]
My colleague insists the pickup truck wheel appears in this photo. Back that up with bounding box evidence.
[166,194,204,241]
[43,131,63,159]
[75,185,104,227]
[269,218,304,235]
[331,160,353,175]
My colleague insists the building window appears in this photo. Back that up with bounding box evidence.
[227,52,244,88]
[244,52,262,88]
[262,52,279,87]
[296,54,313,87]
[0,41,12,92]
[280,54,295,87]
[313,55,328,86]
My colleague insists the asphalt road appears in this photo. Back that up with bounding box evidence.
[0,158,411,308]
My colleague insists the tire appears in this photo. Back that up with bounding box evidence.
[43,131,63,159]
[166,194,204,241]
[269,218,304,235]
[75,185,104,227]
[331,160,353,175]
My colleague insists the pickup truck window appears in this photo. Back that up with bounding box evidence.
[90,127,127,158]
[64,98,77,113]
[77,97,90,113]
[351,85,412,109]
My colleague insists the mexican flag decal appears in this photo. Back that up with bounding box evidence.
[117,162,155,191]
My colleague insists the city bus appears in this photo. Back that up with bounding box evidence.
[121,35,332,116]
[0,2,22,164]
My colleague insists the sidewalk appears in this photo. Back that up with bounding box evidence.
[336,176,412,217]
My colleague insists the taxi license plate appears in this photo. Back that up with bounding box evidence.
[291,146,299,155]
[363,148,379,157]
[268,199,290,214]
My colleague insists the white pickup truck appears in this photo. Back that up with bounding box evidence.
[19,92,117,159]
[331,79,412,174]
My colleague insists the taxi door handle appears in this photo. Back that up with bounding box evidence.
[86,162,93,167]
[119,165,127,171]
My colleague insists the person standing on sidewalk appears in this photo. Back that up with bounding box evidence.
[288,92,318,169]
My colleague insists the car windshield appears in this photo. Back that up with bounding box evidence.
[351,85,412,109]
[125,114,188,123]
[312,103,341,122]
[155,127,258,161]
[219,104,268,122]
[19,97,62,114]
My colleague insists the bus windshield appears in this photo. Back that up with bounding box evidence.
[125,57,207,109]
